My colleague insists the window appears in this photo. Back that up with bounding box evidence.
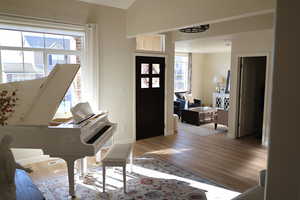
[0,28,83,117]
[174,53,191,92]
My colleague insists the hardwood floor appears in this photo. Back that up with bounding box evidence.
[134,129,267,192]
[26,125,267,193]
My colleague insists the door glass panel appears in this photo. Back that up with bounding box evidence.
[152,77,160,88]
[152,64,160,74]
[141,64,149,74]
[141,78,150,88]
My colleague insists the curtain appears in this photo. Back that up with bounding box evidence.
[82,24,100,110]
[188,53,192,93]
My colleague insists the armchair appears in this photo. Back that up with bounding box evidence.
[214,109,228,129]
[189,98,202,108]
[174,99,186,118]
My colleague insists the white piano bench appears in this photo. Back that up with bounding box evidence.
[101,143,133,193]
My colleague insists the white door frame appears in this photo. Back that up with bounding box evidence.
[132,53,168,142]
[235,52,272,146]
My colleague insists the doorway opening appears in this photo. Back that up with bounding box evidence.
[237,56,267,141]
[174,38,232,136]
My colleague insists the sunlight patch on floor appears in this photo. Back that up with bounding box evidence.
[145,147,192,155]
[133,158,240,200]
[76,157,240,200]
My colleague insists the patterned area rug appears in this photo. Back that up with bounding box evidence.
[35,157,239,200]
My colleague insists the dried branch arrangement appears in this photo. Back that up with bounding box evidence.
[0,90,18,126]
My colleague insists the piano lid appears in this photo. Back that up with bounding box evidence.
[0,64,80,126]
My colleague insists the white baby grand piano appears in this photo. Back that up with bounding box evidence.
[0,64,117,197]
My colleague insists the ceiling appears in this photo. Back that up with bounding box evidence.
[78,0,136,9]
[175,36,232,54]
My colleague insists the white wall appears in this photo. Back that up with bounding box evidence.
[266,1,300,199]
[127,0,275,37]
[96,7,136,144]
[191,53,231,106]
[191,54,205,100]
[228,29,274,139]
[0,0,135,163]
[164,33,175,136]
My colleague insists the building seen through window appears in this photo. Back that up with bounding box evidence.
[0,29,83,116]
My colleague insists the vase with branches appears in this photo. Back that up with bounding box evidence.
[0,90,18,126]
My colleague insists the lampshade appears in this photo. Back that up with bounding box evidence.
[213,76,223,84]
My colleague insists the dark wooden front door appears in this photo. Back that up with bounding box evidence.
[136,56,165,140]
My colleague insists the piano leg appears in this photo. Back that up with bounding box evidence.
[65,157,77,198]
[96,151,101,163]
[102,165,106,193]
[129,148,133,173]
[80,157,87,176]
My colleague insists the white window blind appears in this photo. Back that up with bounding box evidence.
[0,13,84,36]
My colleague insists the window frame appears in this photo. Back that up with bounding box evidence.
[0,28,84,117]
[174,53,191,93]
[0,29,82,76]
